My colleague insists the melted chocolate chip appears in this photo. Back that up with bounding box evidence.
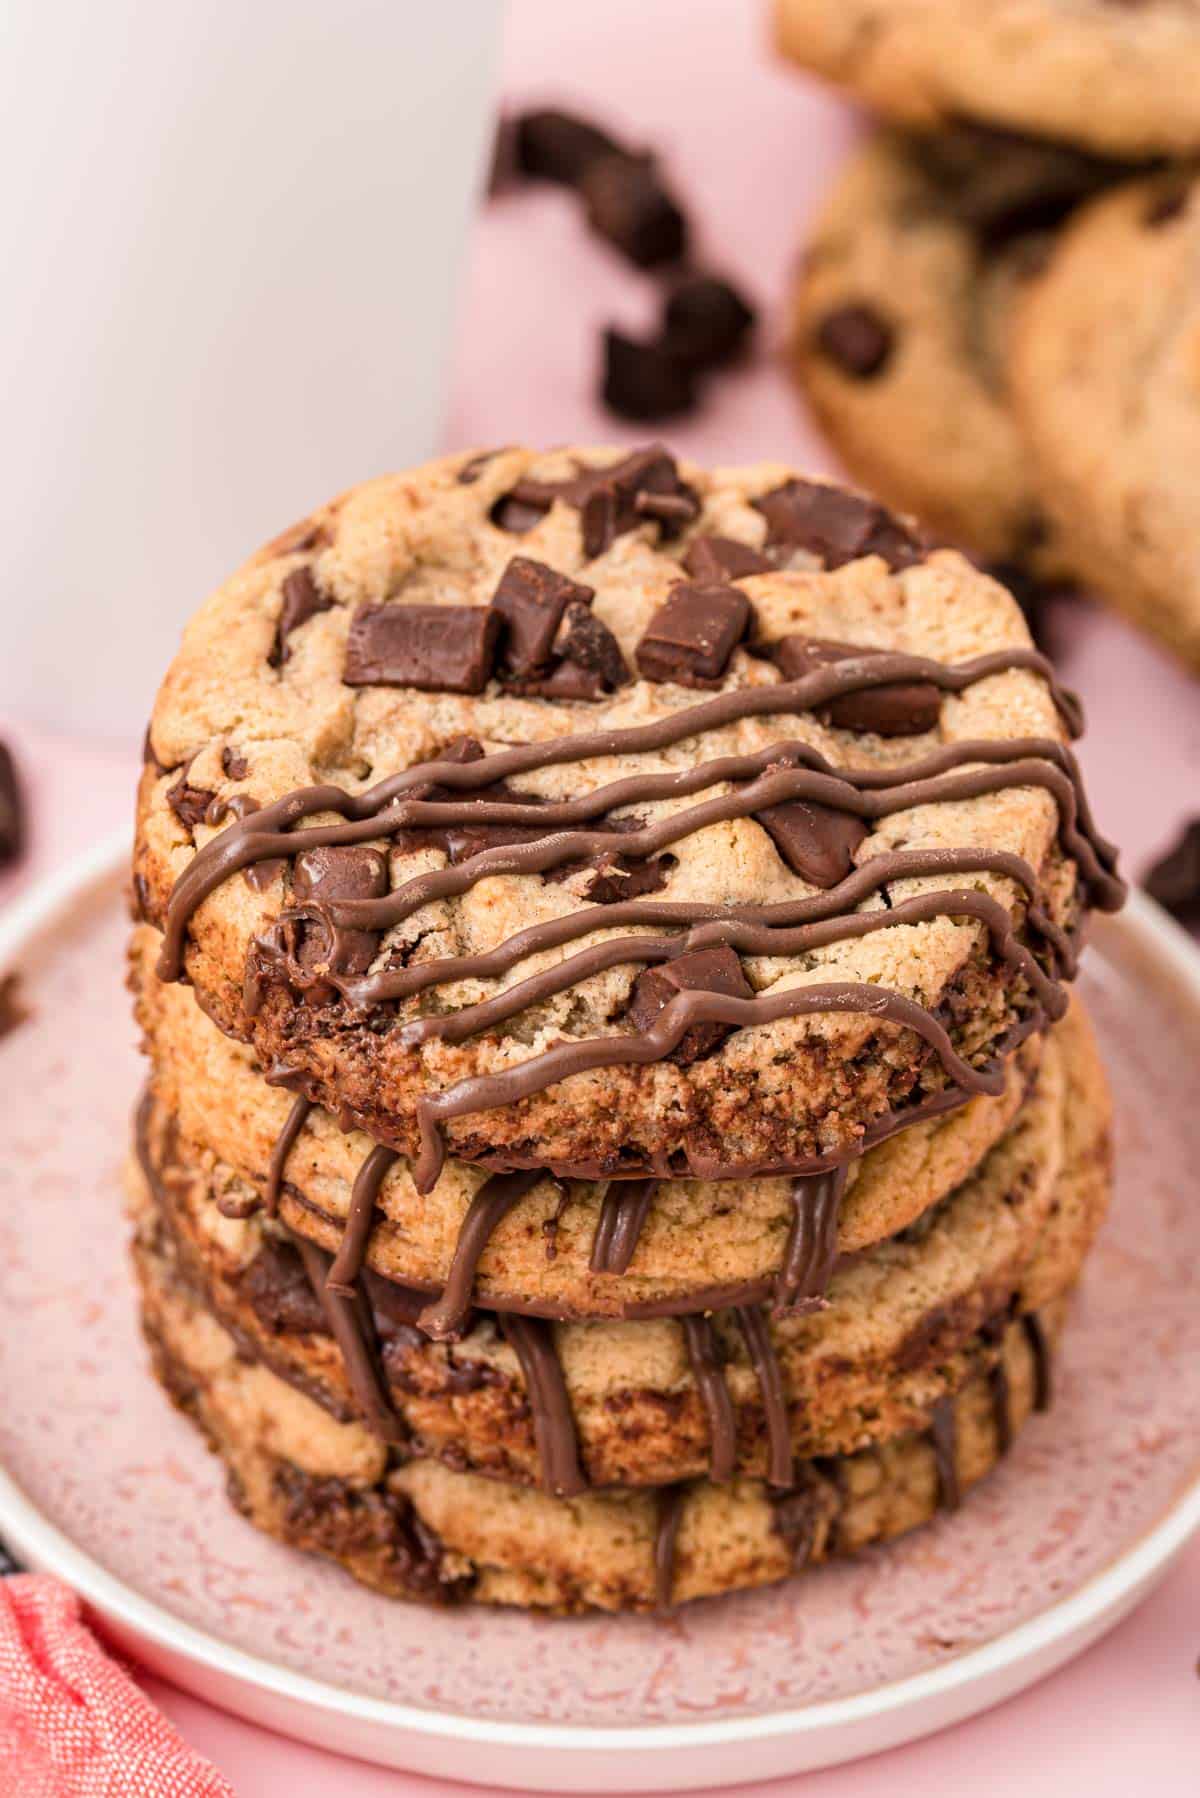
[221,747,249,781]
[682,535,772,582]
[580,151,688,268]
[166,770,216,833]
[0,742,24,868]
[815,303,894,379]
[492,557,595,677]
[754,479,922,573]
[273,565,333,665]
[662,276,755,367]
[512,108,620,187]
[241,1239,329,1336]
[626,944,752,1064]
[602,328,696,421]
[755,799,868,887]
[491,492,550,534]
[291,845,389,986]
[770,636,942,736]
[635,582,751,686]
[1145,820,1200,923]
[343,604,500,695]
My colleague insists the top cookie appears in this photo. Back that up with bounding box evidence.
[774,0,1200,160]
[134,446,1121,1183]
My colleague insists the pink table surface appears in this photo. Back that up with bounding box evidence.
[3,0,1199,1790]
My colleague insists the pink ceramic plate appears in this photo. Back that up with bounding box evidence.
[1,836,1198,1791]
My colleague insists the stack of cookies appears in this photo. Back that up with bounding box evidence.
[129,444,1124,1613]
[777,0,1200,674]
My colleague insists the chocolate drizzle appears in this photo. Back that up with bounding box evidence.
[776,1167,847,1314]
[417,1170,545,1340]
[930,1395,961,1511]
[499,1313,586,1496]
[682,1314,736,1483]
[589,1178,659,1274]
[735,1305,793,1488]
[292,1233,405,1445]
[265,1095,312,1216]
[326,1144,398,1299]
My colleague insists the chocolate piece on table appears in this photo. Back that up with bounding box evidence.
[755,799,868,888]
[273,565,333,665]
[635,582,751,686]
[291,844,389,982]
[343,604,500,695]
[512,108,621,187]
[662,276,755,368]
[580,152,688,269]
[814,304,894,379]
[492,556,595,676]
[771,636,941,737]
[1145,820,1200,923]
[0,741,24,867]
[626,945,753,1065]
[682,535,772,582]
[602,328,696,422]
[754,479,922,574]
[0,972,27,1043]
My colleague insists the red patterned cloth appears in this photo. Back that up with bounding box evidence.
[0,1575,232,1797]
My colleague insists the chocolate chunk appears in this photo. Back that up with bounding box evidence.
[814,304,894,379]
[753,479,922,573]
[435,735,486,767]
[626,945,752,1065]
[553,600,630,689]
[635,582,751,686]
[492,447,697,559]
[602,328,696,421]
[0,972,27,1042]
[1145,821,1200,923]
[513,108,620,187]
[0,742,24,868]
[221,747,249,781]
[682,535,772,582]
[755,799,868,887]
[771,636,941,736]
[343,604,500,695]
[166,769,216,833]
[241,1239,329,1336]
[291,844,389,983]
[437,787,552,865]
[492,556,595,676]
[580,152,688,268]
[457,448,509,485]
[273,565,333,665]
[565,851,674,904]
[491,491,551,534]
[505,659,608,702]
[662,276,755,368]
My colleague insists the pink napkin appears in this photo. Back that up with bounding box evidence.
[0,1574,232,1798]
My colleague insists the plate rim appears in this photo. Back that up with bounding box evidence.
[2,830,1199,1757]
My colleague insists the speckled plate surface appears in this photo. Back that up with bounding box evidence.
[1,835,1198,1791]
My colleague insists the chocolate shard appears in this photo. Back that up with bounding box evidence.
[580,151,688,268]
[512,107,621,187]
[546,850,675,904]
[1145,820,1200,923]
[814,304,894,379]
[755,799,868,888]
[682,534,772,583]
[753,479,922,573]
[602,328,696,422]
[662,276,755,368]
[273,565,333,665]
[626,944,752,1065]
[241,1239,329,1337]
[492,556,595,677]
[291,844,389,983]
[553,600,630,689]
[166,769,216,833]
[770,635,941,737]
[343,604,500,695]
[635,582,751,686]
[0,742,24,868]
